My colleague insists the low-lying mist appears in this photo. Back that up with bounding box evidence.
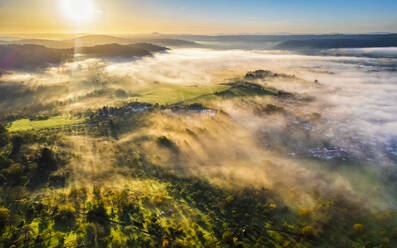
[2,48,397,211]
[2,48,397,142]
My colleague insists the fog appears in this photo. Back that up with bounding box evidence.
[111,49,397,149]
[329,47,397,57]
[2,48,397,210]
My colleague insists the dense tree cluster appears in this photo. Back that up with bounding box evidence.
[0,110,397,248]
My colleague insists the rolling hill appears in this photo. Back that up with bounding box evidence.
[7,34,199,49]
[0,43,168,70]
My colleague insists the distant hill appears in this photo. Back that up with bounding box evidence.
[65,35,132,47]
[6,34,199,49]
[274,34,397,50]
[9,35,133,49]
[0,43,168,70]
[12,39,72,49]
[160,33,397,50]
[73,43,168,58]
[138,38,198,47]
[0,44,67,70]
[6,33,396,51]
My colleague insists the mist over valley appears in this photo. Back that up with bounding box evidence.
[1,2,397,246]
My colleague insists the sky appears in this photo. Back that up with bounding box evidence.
[0,0,396,34]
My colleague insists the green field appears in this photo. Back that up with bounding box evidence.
[130,83,230,105]
[7,116,86,132]
[183,83,279,105]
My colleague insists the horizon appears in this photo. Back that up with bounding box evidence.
[2,32,397,37]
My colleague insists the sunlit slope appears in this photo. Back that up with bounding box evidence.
[131,83,230,105]
[4,81,279,133]
[7,116,86,132]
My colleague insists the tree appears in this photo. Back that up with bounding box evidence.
[37,147,56,170]
[0,124,6,134]
[93,186,102,200]
[6,163,24,186]
[0,123,8,148]
[0,154,11,170]
[353,223,364,233]
[77,223,97,247]
[10,135,23,157]
[0,208,10,234]
[54,205,76,231]
[68,187,88,211]
[301,225,314,237]
[222,231,234,247]
[114,89,128,98]
[87,200,109,227]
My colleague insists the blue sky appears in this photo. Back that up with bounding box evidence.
[0,0,396,34]
[130,0,397,32]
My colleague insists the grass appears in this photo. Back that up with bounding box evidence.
[129,82,278,107]
[129,83,230,105]
[216,82,279,98]
[7,116,86,132]
[227,86,279,96]
[183,83,279,105]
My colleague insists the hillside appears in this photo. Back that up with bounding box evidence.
[0,44,68,70]
[275,34,397,50]
[73,43,168,58]
[6,34,199,49]
[0,43,168,70]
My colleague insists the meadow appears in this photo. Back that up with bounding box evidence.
[7,116,86,132]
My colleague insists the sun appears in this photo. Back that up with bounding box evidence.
[61,0,96,24]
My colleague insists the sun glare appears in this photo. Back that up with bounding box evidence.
[61,0,96,24]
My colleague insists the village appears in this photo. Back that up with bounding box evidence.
[92,101,154,121]
[91,101,217,122]
[307,146,350,160]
